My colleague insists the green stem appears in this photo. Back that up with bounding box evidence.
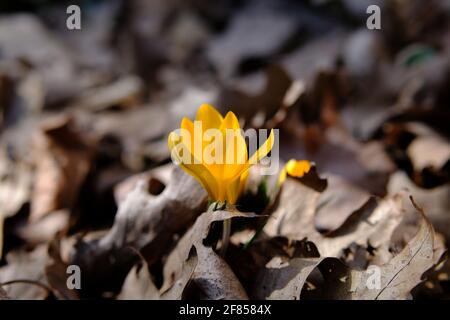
[242,218,266,251]
[220,219,231,257]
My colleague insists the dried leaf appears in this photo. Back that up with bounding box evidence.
[0,14,88,108]
[31,116,93,221]
[45,240,79,300]
[91,105,175,168]
[114,164,172,204]
[16,210,70,245]
[315,175,370,232]
[264,172,405,261]
[72,76,143,112]
[281,127,394,195]
[249,238,322,300]
[0,146,32,257]
[208,0,300,78]
[254,256,324,300]
[0,146,32,219]
[320,204,443,299]
[0,245,49,300]
[118,261,159,300]
[118,246,198,300]
[217,65,294,129]
[70,166,207,289]
[161,247,198,300]
[407,133,450,172]
[161,209,257,300]
[189,244,248,300]
[388,171,450,241]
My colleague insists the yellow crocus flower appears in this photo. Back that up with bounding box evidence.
[168,104,274,204]
[278,159,311,186]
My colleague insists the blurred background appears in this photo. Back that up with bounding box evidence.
[1,0,450,299]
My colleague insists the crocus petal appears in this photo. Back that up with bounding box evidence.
[222,129,275,184]
[286,159,311,177]
[181,163,219,200]
[192,107,226,193]
[180,117,194,134]
[179,117,198,157]
[168,132,219,200]
[225,168,249,204]
[238,169,249,195]
[196,104,223,131]
[226,176,242,205]
[219,111,241,131]
[221,112,248,180]
[278,159,311,186]
[168,104,276,205]
[248,129,275,165]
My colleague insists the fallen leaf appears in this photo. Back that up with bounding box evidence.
[407,131,450,172]
[0,145,32,257]
[254,256,324,300]
[217,64,294,129]
[314,175,370,232]
[89,105,175,168]
[281,31,345,81]
[71,76,143,112]
[30,115,93,222]
[246,237,322,300]
[45,239,79,300]
[0,14,90,108]
[160,247,198,300]
[70,166,207,291]
[0,245,50,300]
[114,164,172,204]
[320,202,444,299]
[264,170,405,261]
[388,171,450,241]
[162,210,256,295]
[118,246,198,300]
[117,259,160,300]
[207,0,301,79]
[188,244,248,300]
[281,126,394,195]
[16,210,70,245]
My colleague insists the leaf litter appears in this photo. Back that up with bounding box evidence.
[0,0,449,300]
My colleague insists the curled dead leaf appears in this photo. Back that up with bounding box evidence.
[118,259,159,300]
[320,202,444,299]
[70,166,207,292]
[264,171,405,261]
[162,210,257,299]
